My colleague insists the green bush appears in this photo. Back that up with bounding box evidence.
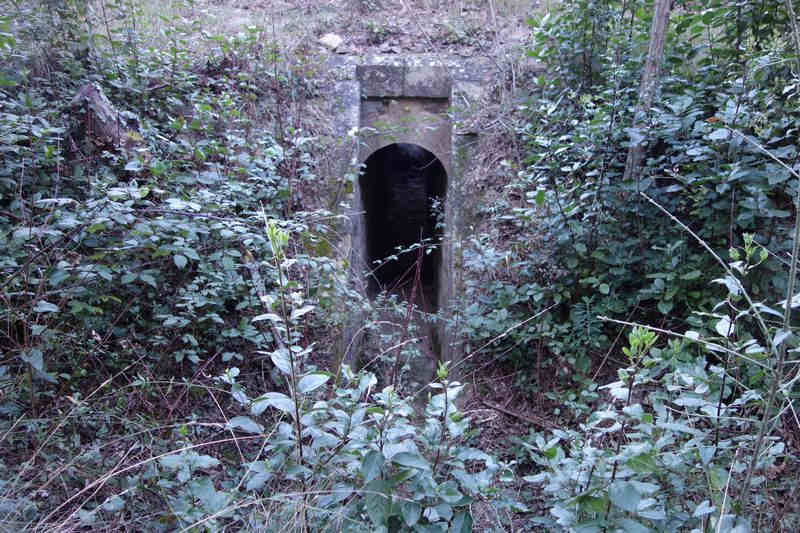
[462,0,798,386]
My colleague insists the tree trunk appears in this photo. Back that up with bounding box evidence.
[622,0,672,185]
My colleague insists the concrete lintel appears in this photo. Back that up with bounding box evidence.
[404,66,451,98]
[357,65,404,98]
[357,64,452,99]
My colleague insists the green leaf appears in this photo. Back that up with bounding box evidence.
[318,482,352,507]
[617,518,650,533]
[388,467,418,486]
[627,453,657,474]
[101,495,125,512]
[270,348,292,375]
[173,254,187,269]
[290,304,315,320]
[245,462,273,491]
[251,392,294,416]
[297,372,329,394]
[598,283,610,295]
[681,270,702,280]
[76,508,96,525]
[160,451,219,471]
[49,269,70,287]
[246,472,271,491]
[364,480,389,526]
[125,159,143,172]
[609,481,641,513]
[191,476,227,512]
[698,445,716,466]
[708,466,726,491]
[657,300,673,314]
[192,455,220,469]
[578,494,607,513]
[543,446,558,460]
[252,313,283,323]
[450,510,473,533]
[0,74,18,87]
[34,300,59,313]
[715,316,734,337]
[361,450,384,483]
[438,480,463,504]
[434,503,453,521]
[226,416,264,434]
[693,500,715,517]
[708,128,730,141]
[401,501,421,526]
[12,226,40,241]
[391,452,430,471]
[185,247,201,261]
[20,348,45,373]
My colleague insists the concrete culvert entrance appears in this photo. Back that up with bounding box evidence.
[360,143,447,308]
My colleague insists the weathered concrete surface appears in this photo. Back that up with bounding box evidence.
[355,66,453,384]
[327,54,495,84]
[356,65,404,98]
[359,98,451,174]
[357,64,452,99]
[404,66,451,98]
[442,131,479,365]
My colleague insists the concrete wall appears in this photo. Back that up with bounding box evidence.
[357,66,453,370]
[329,56,491,375]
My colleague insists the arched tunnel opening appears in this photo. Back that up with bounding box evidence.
[360,143,447,309]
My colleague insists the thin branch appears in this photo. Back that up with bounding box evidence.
[481,399,558,430]
[597,316,770,371]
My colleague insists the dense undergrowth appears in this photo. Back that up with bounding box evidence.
[0,0,798,531]
[461,0,800,530]
[0,1,508,531]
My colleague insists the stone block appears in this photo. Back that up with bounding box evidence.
[404,67,451,98]
[357,65,404,98]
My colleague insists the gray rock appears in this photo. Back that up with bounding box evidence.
[319,33,344,51]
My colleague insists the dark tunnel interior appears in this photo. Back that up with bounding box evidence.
[360,143,447,307]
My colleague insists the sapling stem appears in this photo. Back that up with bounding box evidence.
[266,218,308,532]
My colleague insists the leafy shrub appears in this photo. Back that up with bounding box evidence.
[457,0,799,529]
[462,0,798,386]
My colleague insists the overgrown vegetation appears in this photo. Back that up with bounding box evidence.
[0,0,798,531]
[0,1,508,530]
[462,0,799,529]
